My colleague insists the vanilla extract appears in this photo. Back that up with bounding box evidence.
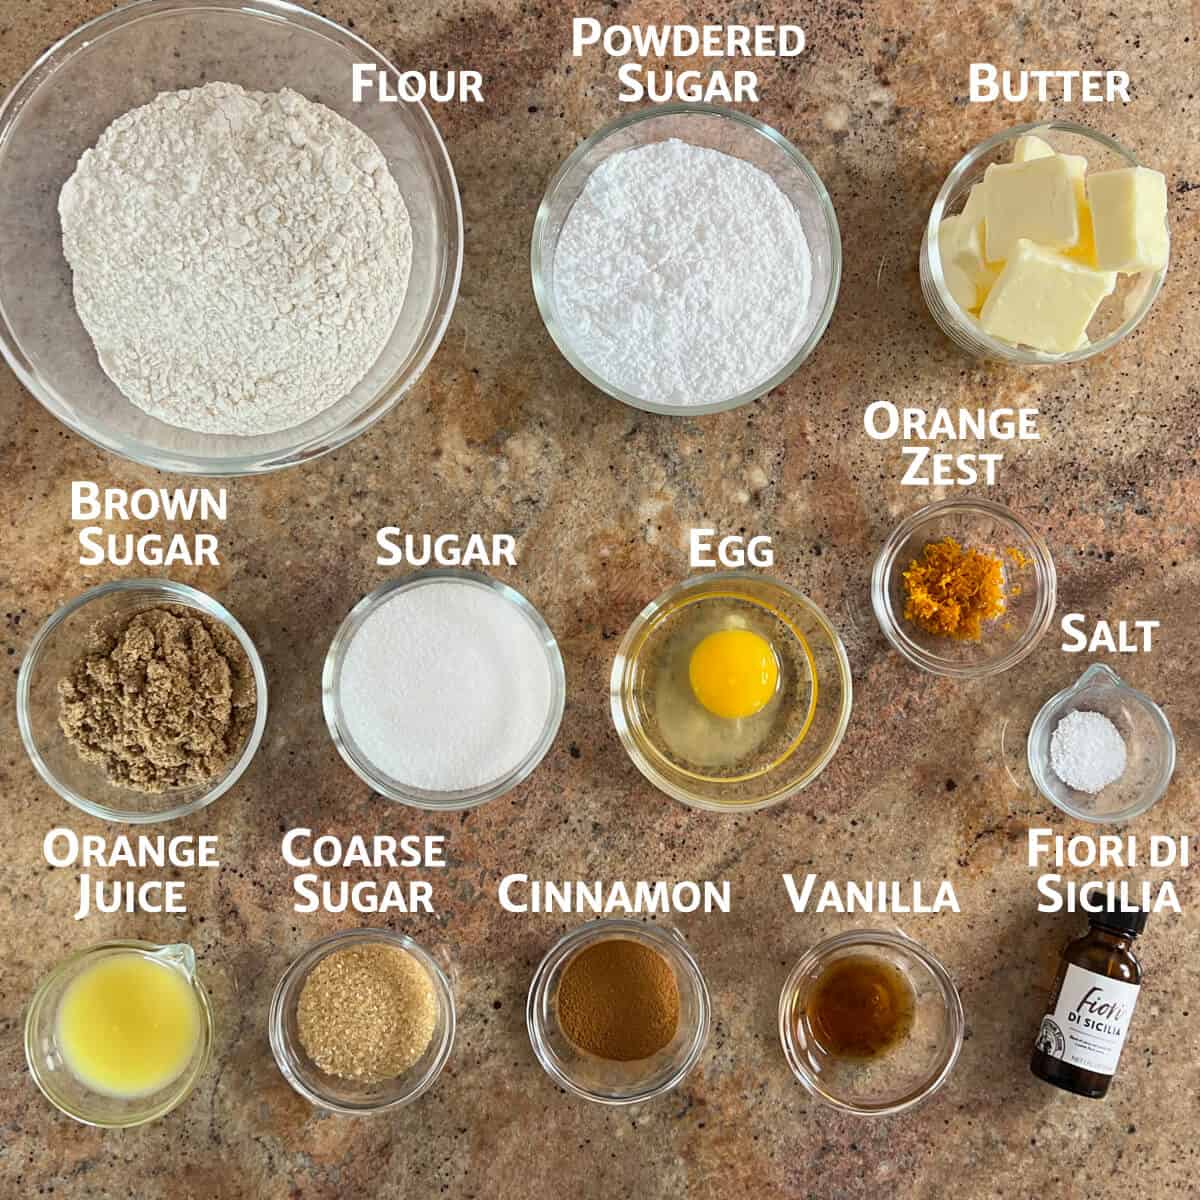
[806,955,917,1060]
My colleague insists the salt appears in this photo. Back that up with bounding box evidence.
[338,580,555,792]
[553,138,812,406]
[1049,709,1127,795]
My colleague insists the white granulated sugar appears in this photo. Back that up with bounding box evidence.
[553,138,812,406]
[339,581,554,792]
[1050,709,1128,795]
[59,82,412,436]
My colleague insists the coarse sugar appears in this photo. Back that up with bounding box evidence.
[297,943,436,1082]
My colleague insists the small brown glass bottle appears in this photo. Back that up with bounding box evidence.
[1030,903,1146,1099]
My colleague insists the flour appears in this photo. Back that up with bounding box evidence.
[553,138,812,406]
[59,82,412,436]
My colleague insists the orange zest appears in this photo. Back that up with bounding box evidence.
[901,536,1007,642]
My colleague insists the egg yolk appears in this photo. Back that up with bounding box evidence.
[688,629,779,720]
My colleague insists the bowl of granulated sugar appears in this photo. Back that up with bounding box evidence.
[532,104,841,416]
[323,569,566,810]
[0,0,462,474]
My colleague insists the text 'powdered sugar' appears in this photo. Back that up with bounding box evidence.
[572,20,806,103]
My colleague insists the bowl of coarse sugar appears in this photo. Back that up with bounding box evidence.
[269,929,456,1114]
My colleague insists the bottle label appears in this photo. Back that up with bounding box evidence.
[1036,963,1140,1077]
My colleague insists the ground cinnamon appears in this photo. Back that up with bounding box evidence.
[556,938,679,1061]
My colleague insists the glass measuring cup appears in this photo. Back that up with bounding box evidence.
[25,941,214,1127]
[1027,662,1175,823]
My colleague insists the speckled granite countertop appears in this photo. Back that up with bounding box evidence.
[1,1,1197,1196]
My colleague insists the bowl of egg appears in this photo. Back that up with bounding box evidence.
[921,121,1169,364]
[610,572,852,812]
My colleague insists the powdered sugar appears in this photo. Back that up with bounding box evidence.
[552,138,812,406]
[1050,709,1127,795]
[338,580,555,793]
[59,82,412,436]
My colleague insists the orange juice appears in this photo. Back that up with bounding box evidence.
[56,952,202,1098]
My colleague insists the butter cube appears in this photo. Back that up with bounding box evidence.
[937,217,983,311]
[1060,154,1098,265]
[979,239,1116,354]
[959,180,989,239]
[1012,133,1055,162]
[983,156,1080,260]
[1086,166,1169,272]
[938,185,1001,310]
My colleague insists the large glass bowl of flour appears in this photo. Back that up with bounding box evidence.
[532,105,841,416]
[0,0,462,475]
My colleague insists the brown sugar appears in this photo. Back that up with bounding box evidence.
[901,536,1007,642]
[57,605,256,792]
[556,938,679,1062]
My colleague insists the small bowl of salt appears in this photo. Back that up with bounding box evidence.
[1027,663,1175,824]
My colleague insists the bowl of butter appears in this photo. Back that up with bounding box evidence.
[921,121,1169,364]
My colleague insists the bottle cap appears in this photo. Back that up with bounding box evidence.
[1089,902,1147,937]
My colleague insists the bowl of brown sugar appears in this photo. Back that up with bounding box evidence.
[526,919,710,1105]
[17,579,267,823]
[269,929,455,1115]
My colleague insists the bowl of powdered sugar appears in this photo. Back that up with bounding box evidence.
[0,0,461,474]
[532,104,841,415]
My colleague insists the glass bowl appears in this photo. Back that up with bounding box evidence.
[0,0,462,475]
[17,579,268,824]
[921,121,1167,364]
[779,929,964,1117]
[526,919,710,1105]
[610,571,852,811]
[871,498,1056,678]
[269,929,455,1115]
[531,103,840,415]
[323,569,566,811]
[1027,662,1175,823]
[25,941,214,1128]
